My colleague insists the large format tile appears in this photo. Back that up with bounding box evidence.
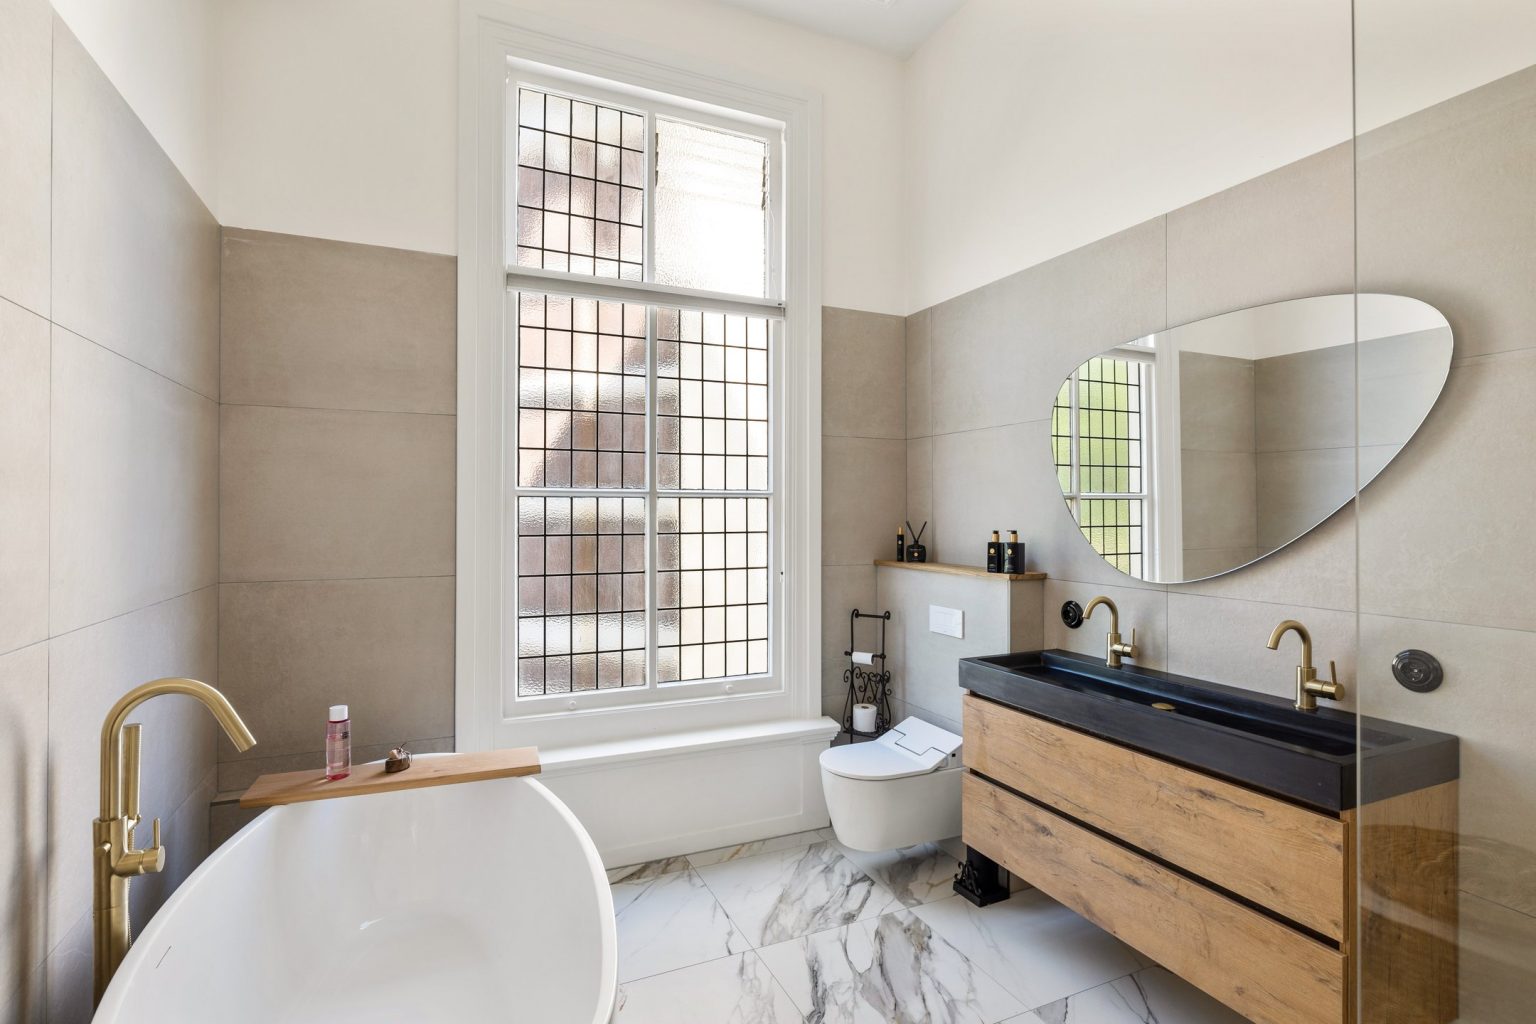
[613,868,750,983]
[1359,349,1536,631]
[614,950,802,1024]
[45,588,218,948]
[910,892,1145,1011]
[694,841,899,947]
[930,217,1165,436]
[1255,447,1353,551]
[1165,592,1356,706]
[0,0,52,316]
[1043,579,1168,671]
[607,857,692,885]
[0,298,49,654]
[50,326,218,634]
[1167,141,1353,326]
[217,577,454,761]
[825,839,961,908]
[822,564,877,718]
[221,229,456,414]
[759,909,1024,1024]
[1457,890,1536,1023]
[822,306,906,440]
[220,404,455,581]
[905,437,933,553]
[1181,450,1257,551]
[822,436,905,567]
[50,20,219,398]
[1173,504,1355,612]
[906,307,932,438]
[0,642,49,1016]
[1358,64,1536,361]
[1025,966,1247,1024]
[688,830,828,870]
[44,912,92,1024]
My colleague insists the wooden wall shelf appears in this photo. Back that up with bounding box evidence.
[239,748,540,809]
[875,560,1045,582]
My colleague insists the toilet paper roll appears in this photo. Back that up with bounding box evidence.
[851,651,875,666]
[852,703,878,734]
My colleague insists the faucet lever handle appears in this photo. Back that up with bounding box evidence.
[1327,659,1338,684]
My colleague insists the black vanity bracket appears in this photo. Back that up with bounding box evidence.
[953,846,1011,907]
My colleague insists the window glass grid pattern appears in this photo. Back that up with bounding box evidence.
[517,293,648,490]
[1054,358,1147,578]
[515,87,646,281]
[656,496,769,682]
[515,496,648,696]
[656,308,770,492]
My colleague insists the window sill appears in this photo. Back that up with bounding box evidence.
[537,716,839,776]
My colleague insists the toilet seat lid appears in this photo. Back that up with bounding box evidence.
[819,717,962,781]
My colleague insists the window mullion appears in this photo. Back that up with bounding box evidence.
[643,111,658,285]
[646,304,659,692]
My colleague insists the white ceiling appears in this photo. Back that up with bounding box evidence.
[712,0,968,56]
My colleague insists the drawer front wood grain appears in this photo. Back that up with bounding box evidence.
[965,694,1348,939]
[965,773,1348,1024]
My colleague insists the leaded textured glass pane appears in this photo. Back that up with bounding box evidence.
[655,308,770,492]
[655,496,769,682]
[516,495,648,696]
[515,87,645,281]
[653,118,769,297]
[517,293,647,490]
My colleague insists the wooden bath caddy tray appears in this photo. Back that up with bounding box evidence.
[239,748,541,808]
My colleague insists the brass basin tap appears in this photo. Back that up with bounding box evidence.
[1083,596,1138,668]
[93,678,256,1004]
[1267,620,1343,712]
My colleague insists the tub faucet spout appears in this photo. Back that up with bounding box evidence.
[93,678,256,1005]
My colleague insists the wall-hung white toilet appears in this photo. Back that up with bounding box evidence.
[820,717,964,852]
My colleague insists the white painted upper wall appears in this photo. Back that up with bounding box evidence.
[903,0,1536,314]
[51,0,218,209]
[214,0,907,315]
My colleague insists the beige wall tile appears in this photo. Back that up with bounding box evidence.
[127,775,214,936]
[930,217,1165,436]
[1457,890,1536,1022]
[50,327,218,634]
[45,587,218,948]
[905,307,932,439]
[1359,64,1536,361]
[1255,447,1354,550]
[1360,349,1536,630]
[905,437,933,551]
[1181,449,1257,550]
[1174,503,1356,612]
[0,0,52,318]
[1182,547,1261,581]
[49,20,219,399]
[220,405,455,582]
[44,913,91,1024]
[217,577,454,761]
[1167,142,1353,325]
[1165,592,1356,705]
[221,229,456,414]
[0,642,49,1014]
[821,307,905,439]
[1007,579,1045,653]
[0,299,49,654]
[1179,352,1254,454]
[822,565,878,721]
[1358,614,1536,917]
[1253,344,1354,453]
[1044,579,1168,671]
[821,435,905,567]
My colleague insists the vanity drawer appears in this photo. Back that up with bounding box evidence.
[964,772,1348,1024]
[964,693,1348,940]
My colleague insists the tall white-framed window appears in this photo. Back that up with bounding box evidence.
[457,7,823,752]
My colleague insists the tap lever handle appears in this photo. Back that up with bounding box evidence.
[150,817,162,852]
[1328,660,1338,683]
[1129,628,1137,651]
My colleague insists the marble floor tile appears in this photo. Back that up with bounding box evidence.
[827,838,963,908]
[1024,966,1247,1024]
[614,950,803,1024]
[910,892,1144,1011]
[694,841,900,947]
[612,868,750,983]
[688,829,828,869]
[757,910,1025,1024]
[607,856,691,884]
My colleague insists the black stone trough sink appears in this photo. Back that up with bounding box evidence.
[960,649,1458,813]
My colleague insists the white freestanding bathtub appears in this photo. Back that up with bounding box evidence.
[94,772,617,1024]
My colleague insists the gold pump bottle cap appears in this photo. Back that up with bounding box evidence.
[1008,530,1019,541]
[990,531,1000,541]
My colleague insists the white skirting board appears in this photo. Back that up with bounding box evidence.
[536,719,838,868]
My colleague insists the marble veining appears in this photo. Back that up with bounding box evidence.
[1027,967,1248,1024]
[758,910,1025,1024]
[688,829,828,869]
[611,868,750,982]
[828,839,965,908]
[695,841,901,947]
[607,856,692,884]
[614,951,802,1023]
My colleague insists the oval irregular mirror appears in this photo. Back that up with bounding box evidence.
[1050,293,1452,584]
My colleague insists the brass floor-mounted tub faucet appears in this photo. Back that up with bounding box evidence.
[93,678,256,1004]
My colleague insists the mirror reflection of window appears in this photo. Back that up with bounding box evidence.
[1053,353,1154,578]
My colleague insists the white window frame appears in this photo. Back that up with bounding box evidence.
[1058,346,1159,580]
[456,3,823,752]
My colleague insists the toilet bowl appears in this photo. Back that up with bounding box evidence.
[820,717,964,852]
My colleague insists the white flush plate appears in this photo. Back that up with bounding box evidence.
[929,605,963,639]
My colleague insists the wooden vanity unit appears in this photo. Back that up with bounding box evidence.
[961,688,1458,1024]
